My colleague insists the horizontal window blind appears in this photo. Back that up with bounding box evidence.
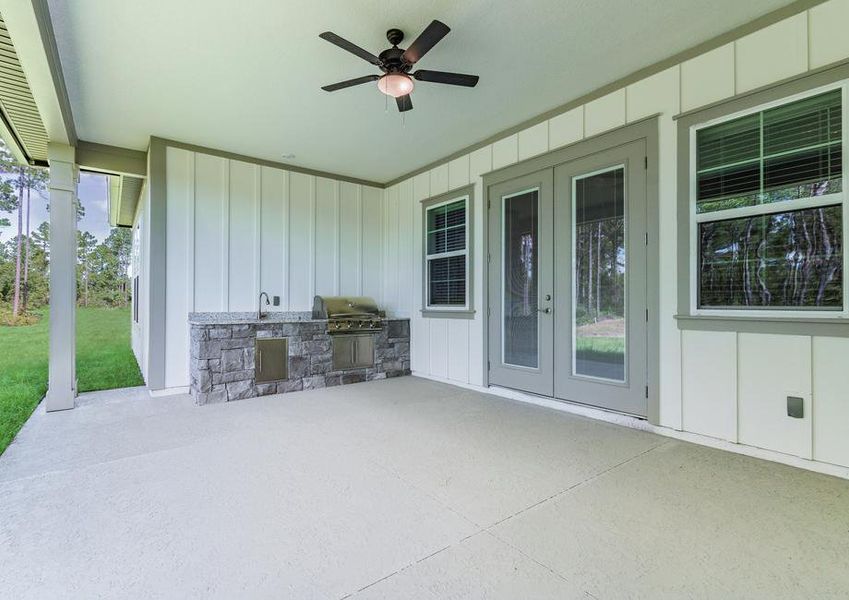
[425,198,468,308]
[428,255,466,305]
[697,90,842,214]
[427,200,466,254]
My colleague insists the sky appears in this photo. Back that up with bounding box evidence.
[0,171,113,244]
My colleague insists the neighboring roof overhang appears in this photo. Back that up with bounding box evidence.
[0,0,146,224]
[0,13,49,165]
[78,140,147,227]
[107,172,144,228]
[0,1,75,167]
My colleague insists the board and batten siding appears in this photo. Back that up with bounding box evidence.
[130,177,150,381]
[378,0,849,469]
[163,145,385,389]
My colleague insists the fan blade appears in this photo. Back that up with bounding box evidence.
[396,94,413,112]
[413,70,479,87]
[402,20,450,64]
[321,75,379,92]
[319,32,382,66]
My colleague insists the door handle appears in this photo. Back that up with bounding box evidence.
[538,307,552,314]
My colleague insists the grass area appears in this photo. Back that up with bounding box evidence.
[0,306,143,456]
[75,308,144,393]
[576,336,625,364]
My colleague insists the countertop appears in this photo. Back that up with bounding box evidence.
[188,312,410,325]
[188,312,316,325]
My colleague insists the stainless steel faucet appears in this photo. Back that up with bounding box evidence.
[257,291,270,320]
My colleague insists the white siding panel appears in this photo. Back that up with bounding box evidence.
[680,43,735,112]
[584,90,626,137]
[492,134,519,170]
[430,163,449,196]
[681,330,737,441]
[228,160,259,311]
[193,152,228,312]
[448,154,470,191]
[382,185,400,315]
[656,115,682,430]
[809,0,849,69]
[314,177,339,297]
[447,320,470,382]
[548,107,583,150]
[260,166,287,309]
[812,337,849,467]
[518,121,549,160]
[735,14,808,93]
[288,172,314,311]
[165,147,193,388]
[131,183,149,375]
[429,318,449,378]
[411,172,430,372]
[398,179,415,317]
[339,182,362,297]
[626,66,680,121]
[361,186,383,302]
[738,334,812,459]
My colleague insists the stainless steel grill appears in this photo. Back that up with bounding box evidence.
[312,295,385,334]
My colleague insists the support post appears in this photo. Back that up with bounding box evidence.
[46,143,77,412]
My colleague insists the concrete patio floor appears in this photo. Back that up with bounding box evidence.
[1,376,847,599]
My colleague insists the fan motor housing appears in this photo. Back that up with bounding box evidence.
[378,46,410,73]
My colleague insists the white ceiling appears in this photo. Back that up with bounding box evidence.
[47,0,797,183]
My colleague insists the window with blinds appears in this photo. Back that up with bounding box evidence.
[693,87,846,311]
[425,197,469,308]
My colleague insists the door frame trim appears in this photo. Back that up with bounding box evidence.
[481,117,661,424]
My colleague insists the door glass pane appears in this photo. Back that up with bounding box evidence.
[503,189,539,368]
[573,167,626,381]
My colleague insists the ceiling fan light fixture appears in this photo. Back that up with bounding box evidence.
[320,21,478,112]
[377,73,414,98]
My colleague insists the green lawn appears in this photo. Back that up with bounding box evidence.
[0,306,143,456]
[576,336,625,364]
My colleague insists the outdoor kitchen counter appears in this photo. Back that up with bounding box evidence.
[188,311,318,325]
[188,313,411,405]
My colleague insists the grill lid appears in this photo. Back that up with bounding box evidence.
[312,296,382,319]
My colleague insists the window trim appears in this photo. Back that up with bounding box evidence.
[421,184,475,318]
[685,79,849,319]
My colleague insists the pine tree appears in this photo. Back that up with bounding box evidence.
[0,146,47,318]
[77,231,97,307]
[21,168,47,311]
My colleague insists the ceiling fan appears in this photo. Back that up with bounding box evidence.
[319,20,479,112]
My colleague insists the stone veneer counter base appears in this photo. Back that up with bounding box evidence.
[189,316,410,405]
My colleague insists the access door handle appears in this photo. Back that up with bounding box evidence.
[538,307,552,314]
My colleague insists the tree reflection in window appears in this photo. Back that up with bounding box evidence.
[520,233,534,316]
[699,205,843,308]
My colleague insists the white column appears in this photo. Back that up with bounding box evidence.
[46,143,77,412]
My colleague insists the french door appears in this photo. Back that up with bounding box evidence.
[487,170,554,396]
[488,140,648,416]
